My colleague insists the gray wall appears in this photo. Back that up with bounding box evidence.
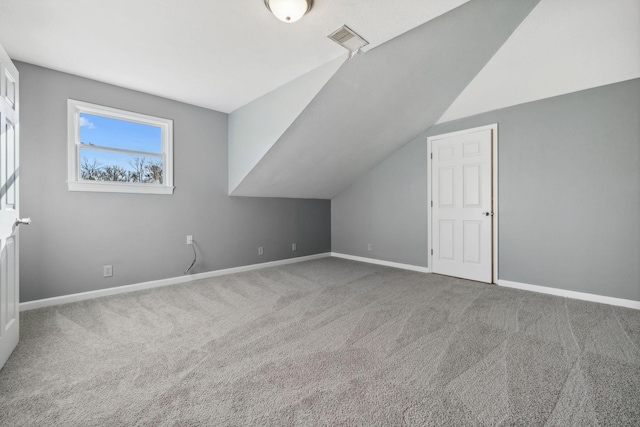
[332,78,640,302]
[17,62,331,302]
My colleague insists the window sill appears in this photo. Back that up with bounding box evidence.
[68,181,175,195]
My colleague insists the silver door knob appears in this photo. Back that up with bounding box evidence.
[482,212,494,216]
[15,218,32,226]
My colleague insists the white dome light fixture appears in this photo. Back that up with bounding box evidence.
[264,0,313,23]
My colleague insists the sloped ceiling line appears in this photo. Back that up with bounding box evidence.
[438,0,640,123]
[228,55,347,194]
[232,0,542,199]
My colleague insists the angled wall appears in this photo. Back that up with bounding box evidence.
[332,79,640,302]
[233,0,541,199]
[438,0,640,123]
[228,55,345,194]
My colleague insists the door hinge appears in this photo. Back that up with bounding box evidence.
[430,201,433,207]
[431,249,433,255]
[430,153,433,159]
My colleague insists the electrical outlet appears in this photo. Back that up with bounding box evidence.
[258,246,264,256]
[367,243,373,251]
[186,235,193,245]
[292,243,297,251]
[103,265,113,278]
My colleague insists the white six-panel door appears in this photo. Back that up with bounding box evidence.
[430,127,494,283]
[0,42,20,370]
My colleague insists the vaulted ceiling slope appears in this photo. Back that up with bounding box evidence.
[438,0,640,122]
[231,0,541,199]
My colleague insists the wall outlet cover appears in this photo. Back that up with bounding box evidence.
[103,265,113,278]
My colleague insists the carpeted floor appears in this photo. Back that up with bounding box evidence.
[1,258,639,426]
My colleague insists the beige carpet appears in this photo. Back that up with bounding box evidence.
[1,258,639,426]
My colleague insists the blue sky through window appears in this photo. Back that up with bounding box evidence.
[79,113,162,170]
[79,113,161,152]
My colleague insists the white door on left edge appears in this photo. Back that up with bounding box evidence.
[0,43,22,371]
[431,128,493,283]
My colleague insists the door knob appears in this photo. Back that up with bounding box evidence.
[482,212,494,217]
[15,218,32,226]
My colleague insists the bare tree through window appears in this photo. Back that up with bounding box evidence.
[80,155,163,184]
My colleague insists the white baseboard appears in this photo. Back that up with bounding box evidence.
[20,253,332,311]
[497,279,640,310]
[22,253,637,312]
[331,252,430,274]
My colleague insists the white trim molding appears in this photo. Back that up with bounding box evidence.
[498,279,640,310]
[21,253,638,312]
[67,181,175,194]
[20,253,331,311]
[67,99,174,195]
[331,252,430,274]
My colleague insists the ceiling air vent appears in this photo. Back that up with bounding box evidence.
[328,25,369,57]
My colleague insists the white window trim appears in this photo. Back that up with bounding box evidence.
[67,99,174,195]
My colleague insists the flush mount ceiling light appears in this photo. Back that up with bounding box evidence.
[264,0,313,23]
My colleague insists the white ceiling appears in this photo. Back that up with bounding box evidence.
[0,0,469,113]
[438,0,640,123]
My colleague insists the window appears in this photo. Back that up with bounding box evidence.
[67,99,174,194]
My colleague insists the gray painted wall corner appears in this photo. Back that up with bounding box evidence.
[332,78,640,302]
[17,62,331,302]
[332,135,429,267]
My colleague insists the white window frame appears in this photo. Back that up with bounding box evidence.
[67,99,174,194]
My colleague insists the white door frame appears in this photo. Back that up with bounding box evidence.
[427,123,499,283]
